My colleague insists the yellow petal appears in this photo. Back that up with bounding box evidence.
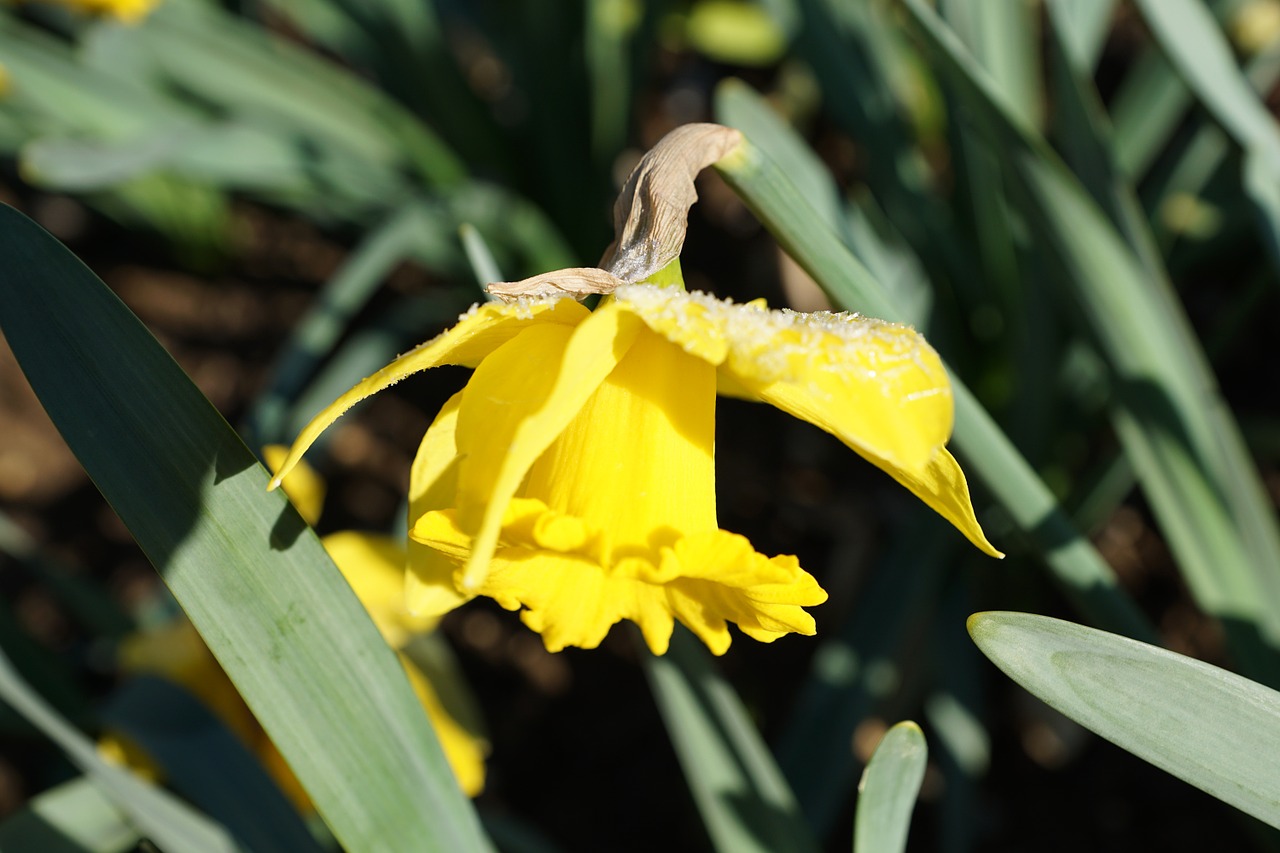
[616,285,952,474]
[406,392,473,618]
[881,447,1004,558]
[490,551,648,653]
[262,444,326,527]
[323,531,436,645]
[453,301,642,590]
[98,733,163,783]
[400,655,488,797]
[415,509,828,655]
[268,296,588,489]
[519,325,718,557]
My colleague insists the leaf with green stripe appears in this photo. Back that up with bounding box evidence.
[0,643,236,851]
[970,611,1280,829]
[0,203,492,853]
[1129,0,1280,280]
[643,627,817,853]
[0,777,139,853]
[852,721,927,853]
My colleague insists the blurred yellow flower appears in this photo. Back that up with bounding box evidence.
[0,63,10,98]
[35,0,160,22]
[271,276,999,656]
[263,443,326,527]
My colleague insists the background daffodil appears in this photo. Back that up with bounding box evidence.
[270,123,999,657]
[32,0,160,22]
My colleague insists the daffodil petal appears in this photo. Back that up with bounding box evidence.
[615,285,952,474]
[410,508,825,655]
[520,325,718,558]
[405,392,473,618]
[322,531,436,645]
[399,654,488,797]
[262,444,326,527]
[886,448,1004,558]
[409,391,464,520]
[453,301,643,590]
[505,552,635,652]
[268,297,588,489]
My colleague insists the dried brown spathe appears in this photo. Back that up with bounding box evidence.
[485,123,743,301]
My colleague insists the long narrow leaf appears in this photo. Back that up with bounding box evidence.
[852,721,927,853]
[1048,0,1116,72]
[247,200,454,446]
[1130,0,1280,279]
[0,204,491,853]
[100,677,322,853]
[776,509,952,831]
[0,777,139,853]
[0,644,236,851]
[86,2,465,188]
[643,627,818,853]
[969,611,1280,829]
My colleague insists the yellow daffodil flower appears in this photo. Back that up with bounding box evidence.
[269,281,1000,656]
[269,123,999,657]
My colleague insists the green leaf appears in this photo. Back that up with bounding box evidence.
[247,200,456,446]
[852,721,927,853]
[0,204,491,853]
[939,0,1041,129]
[764,0,963,276]
[1129,0,1280,280]
[644,627,818,853]
[100,677,322,853]
[587,0,642,160]
[459,222,505,290]
[0,643,237,851]
[1046,0,1115,72]
[0,777,140,853]
[776,509,953,831]
[1109,46,1193,182]
[969,611,1280,829]
[85,2,465,188]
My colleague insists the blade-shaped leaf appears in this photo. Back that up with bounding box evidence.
[1129,0,1280,281]
[0,777,139,853]
[969,611,1280,829]
[0,204,491,853]
[0,643,236,851]
[100,677,322,853]
[853,721,927,853]
[643,627,818,853]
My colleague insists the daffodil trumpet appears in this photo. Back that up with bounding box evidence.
[270,122,1000,656]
